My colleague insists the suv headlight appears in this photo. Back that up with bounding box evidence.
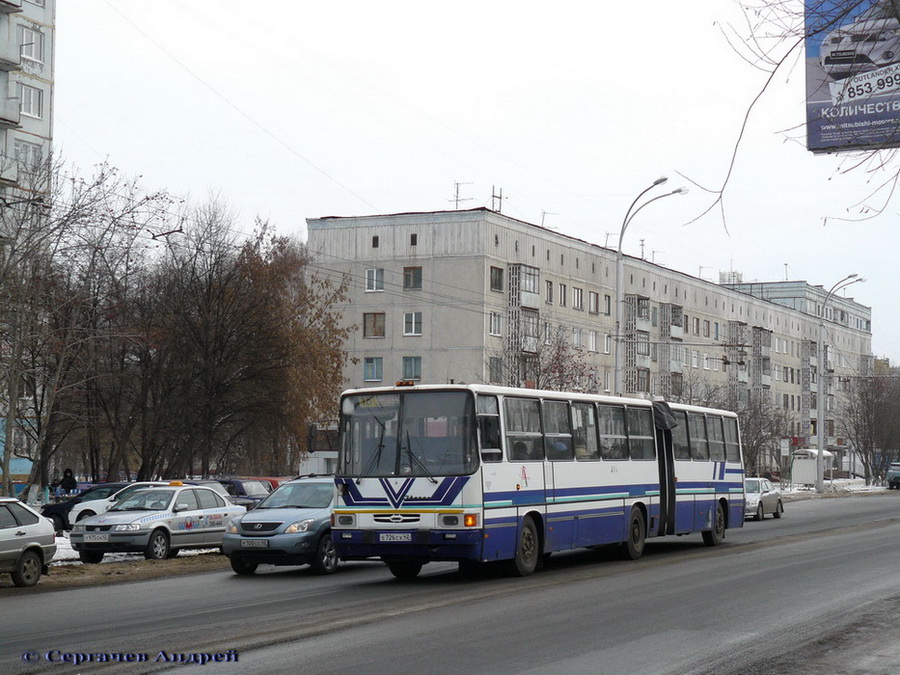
[226,519,241,534]
[285,519,316,534]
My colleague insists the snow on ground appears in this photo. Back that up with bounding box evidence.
[51,531,217,567]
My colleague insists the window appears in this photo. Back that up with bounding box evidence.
[559,283,567,307]
[573,327,583,348]
[403,266,422,289]
[604,334,612,354]
[522,266,539,294]
[18,26,44,63]
[25,0,46,6]
[489,312,502,336]
[372,235,379,248]
[589,291,599,314]
[365,268,384,291]
[636,331,650,356]
[18,83,43,119]
[588,330,598,352]
[545,280,553,304]
[703,320,711,338]
[603,294,612,315]
[410,233,417,246]
[363,313,385,338]
[573,287,584,310]
[13,139,41,168]
[363,357,383,381]
[489,357,503,384]
[402,356,422,380]
[404,312,422,336]
[688,413,709,460]
[490,266,504,292]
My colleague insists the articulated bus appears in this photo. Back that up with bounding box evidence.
[332,383,744,579]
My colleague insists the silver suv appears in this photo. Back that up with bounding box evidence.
[222,476,338,575]
[0,498,56,587]
[820,1,900,80]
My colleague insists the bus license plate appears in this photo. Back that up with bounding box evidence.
[84,533,108,542]
[241,539,268,548]
[379,533,411,542]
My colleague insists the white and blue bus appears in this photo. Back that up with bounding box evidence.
[333,383,744,579]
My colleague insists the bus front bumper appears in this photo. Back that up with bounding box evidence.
[333,529,483,561]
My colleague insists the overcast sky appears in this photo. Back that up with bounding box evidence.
[54,1,899,363]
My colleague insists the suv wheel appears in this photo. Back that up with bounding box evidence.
[311,534,339,575]
[230,557,258,575]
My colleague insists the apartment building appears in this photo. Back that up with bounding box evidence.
[0,0,54,192]
[307,208,872,469]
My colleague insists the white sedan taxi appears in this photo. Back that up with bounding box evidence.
[70,483,244,563]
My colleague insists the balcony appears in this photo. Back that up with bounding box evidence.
[636,354,652,369]
[736,370,749,383]
[760,373,772,387]
[520,290,541,309]
[669,359,683,374]
[0,39,20,71]
[0,160,17,188]
[668,324,683,339]
[0,96,20,128]
[635,316,651,332]
[0,1,22,14]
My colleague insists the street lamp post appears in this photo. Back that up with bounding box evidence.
[815,274,864,493]
[614,178,686,395]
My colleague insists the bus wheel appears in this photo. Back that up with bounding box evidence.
[703,503,726,546]
[621,508,646,560]
[387,560,422,580]
[509,516,540,576]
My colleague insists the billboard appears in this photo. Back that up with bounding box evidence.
[806,0,900,152]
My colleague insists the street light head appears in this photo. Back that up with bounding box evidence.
[672,187,689,195]
[653,176,668,186]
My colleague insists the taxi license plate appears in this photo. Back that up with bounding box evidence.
[84,533,108,543]
[379,533,411,542]
[241,539,268,548]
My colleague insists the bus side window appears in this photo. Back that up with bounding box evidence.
[572,402,599,460]
[626,407,656,460]
[707,415,726,462]
[543,400,574,461]
[671,410,691,460]
[598,404,628,460]
[478,415,502,463]
[723,417,741,462]
[688,413,709,460]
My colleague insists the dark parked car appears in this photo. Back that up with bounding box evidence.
[40,482,130,532]
[217,479,272,508]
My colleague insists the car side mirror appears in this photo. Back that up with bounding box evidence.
[175,503,190,512]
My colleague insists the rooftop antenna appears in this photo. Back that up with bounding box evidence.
[491,185,505,213]
[541,211,558,228]
[449,181,473,209]
[639,238,646,259]
[784,263,789,281]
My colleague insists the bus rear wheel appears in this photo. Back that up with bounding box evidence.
[508,516,540,576]
[621,508,646,560]
[702,503,726,546]
[386,560,422,580]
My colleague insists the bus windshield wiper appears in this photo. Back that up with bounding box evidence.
[357,420,387,484]
[403,431,437,484]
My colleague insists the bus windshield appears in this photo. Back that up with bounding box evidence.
[340,390,477,477]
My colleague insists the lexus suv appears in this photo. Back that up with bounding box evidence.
[222,475,338,575]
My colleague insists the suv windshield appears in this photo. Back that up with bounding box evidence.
[340,390,478,477]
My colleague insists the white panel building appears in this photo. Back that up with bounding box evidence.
[307,208,873,472]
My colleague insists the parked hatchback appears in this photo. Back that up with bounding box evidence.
[744,478,784,520]
[0,497,56,587]
[222,476,338,575]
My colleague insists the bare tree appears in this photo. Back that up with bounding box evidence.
[839,375,900,484]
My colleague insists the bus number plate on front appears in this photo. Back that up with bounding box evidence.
[379,533,411,542]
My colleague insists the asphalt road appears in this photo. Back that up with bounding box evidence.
[3,492,900,674]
